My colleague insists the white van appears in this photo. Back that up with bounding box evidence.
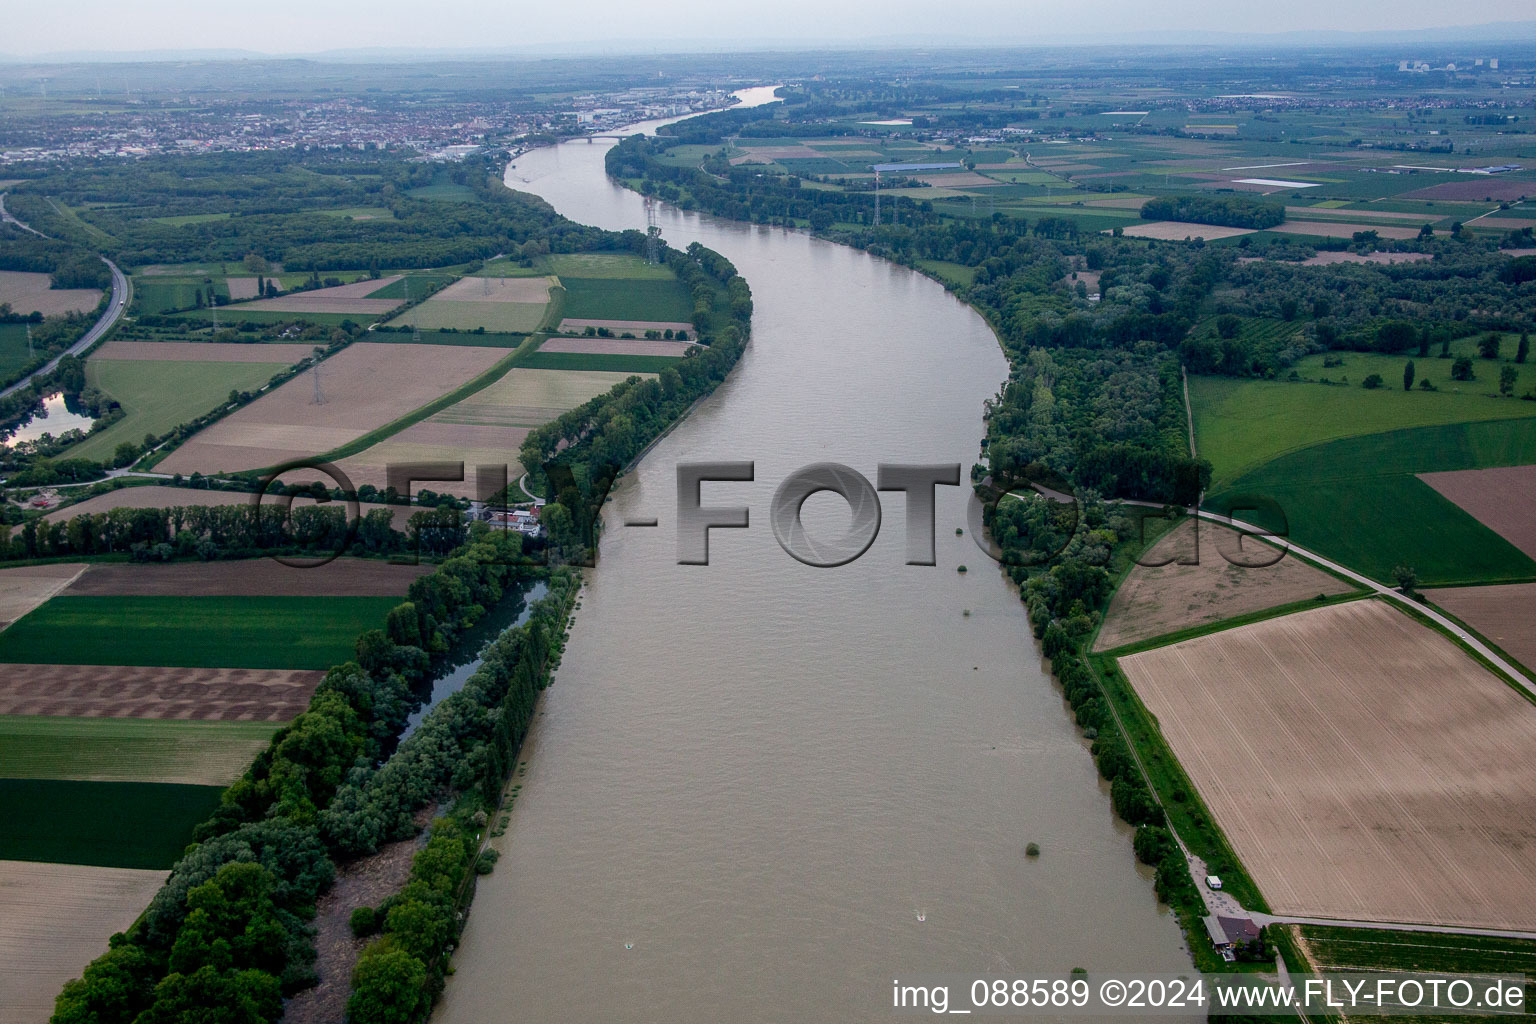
[1206,875,1223,891]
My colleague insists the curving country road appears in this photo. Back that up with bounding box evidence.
[0,192,131,400]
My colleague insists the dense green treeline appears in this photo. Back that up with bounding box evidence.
[49,529,572,1024]
[1140,195,1285,229]
[5,152,610,270]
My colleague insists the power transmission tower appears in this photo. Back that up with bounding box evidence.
[26,324,33,357]
[873,170,881,226]
[311,363,326,405]
[644,201,661,263]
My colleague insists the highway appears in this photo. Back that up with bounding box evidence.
[0,193,131,400]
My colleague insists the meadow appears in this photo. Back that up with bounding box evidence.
[0,595,399,670]
[0,716,277,786]
[67,354,295,463]
[521,350,681,373]
[1205,419,1536,584]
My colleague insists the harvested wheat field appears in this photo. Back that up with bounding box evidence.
[0,860,166,1024]
[335,366,643,497]
[1431,583,1536,674]
[156,343,508,475]
[1420,464,1536,559]
[1269,221,1423,240]
[1116,221,1257,240]
[540,337,691,357]
[1120,599,1536,930]
[556,317,693,334]
[1094,520,1353,651]
[227,275,402,315]
[432,276,553,303]
[0,664,324,720]
[91,340,317,363]
[0,271,102,317]
[63,558,431,597]
[0,564,85,632]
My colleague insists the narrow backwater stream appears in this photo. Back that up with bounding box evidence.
[435,88,1193,1023]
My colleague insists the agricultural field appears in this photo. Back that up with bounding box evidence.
[539,337,692,357]
[386,275,552,333]
[0,777,223,868]
[155,342,509,475]
[1117,221,1256,240]
[1117,599,1536,931]
[1191,372,1536,488]
[62,557,431,597]
[1431,583,1536,677]
[558,275,694,323]
[545,252,675,280]
[222,275,404,316]
[1204,418,1536,584]
[520,351,682,373]
[0,323,35,379]
[1094,520,1355,651]
[336,366,644,496]
[0,594,398,670]
[1296,923,1536,979]
[0,663,324,720]
[555,317,693,335]
[0,563,85,631]
[0,716,277,785]
[91,340,317,363]
[0,860,166,1024]
[0,270,101,317]
[1419,464,1536,560]
[66,351,298,463]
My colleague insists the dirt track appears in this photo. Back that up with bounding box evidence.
[1119,600,1536,931]
[0,664,324,720]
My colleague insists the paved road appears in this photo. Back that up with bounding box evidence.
[1252,912,1536,942]
[0,194,130,401]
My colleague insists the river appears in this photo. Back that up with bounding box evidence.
[435,87,1192,1023]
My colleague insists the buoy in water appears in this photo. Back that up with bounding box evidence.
[916,912,925,922]
[625,942,633,949]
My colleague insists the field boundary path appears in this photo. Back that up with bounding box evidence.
[0,195,131,400]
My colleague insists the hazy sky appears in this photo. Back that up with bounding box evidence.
[8,0,1535,56]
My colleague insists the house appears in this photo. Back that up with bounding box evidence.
[1203,914,1261,962]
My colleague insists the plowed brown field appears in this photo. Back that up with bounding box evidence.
[0,664,324,720]
[1119,600,1536,931]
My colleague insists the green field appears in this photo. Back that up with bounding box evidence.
[0,716,277,785]
[170,308,373,327]
[521,351,682,373]
[0,595,398,670]
[469,260,549,278]
[369,329,527,347]
[915,259,977,289]
[546,252,676,280]
[67,356,293,462]
[1300,924,1536,977]
[148,212,233,227]
[363,273,458,299]
[0,777,223,868]
[389,298,548,332]
[313,206,395,220]
[1206,419,1536,585]
[405,182,475,202]
[0,323,35,379]
[558,276,694,322]
[134,278,221,315]
[1192,374,1536,487]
